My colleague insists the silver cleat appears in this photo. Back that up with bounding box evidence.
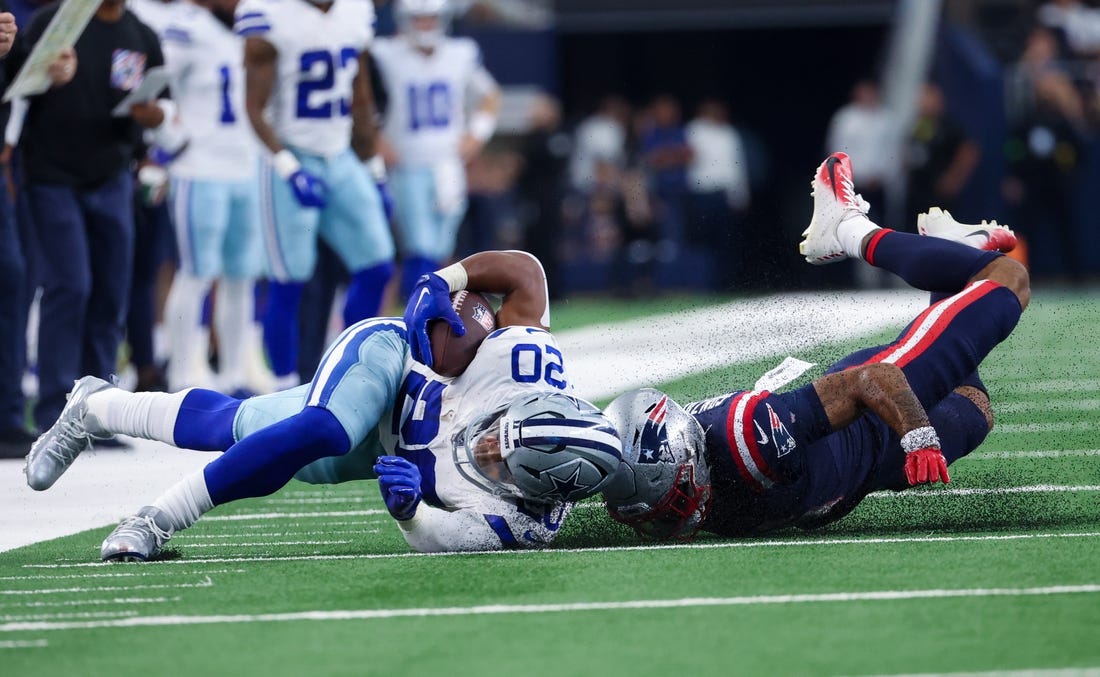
[101,506,175,562]
[24,376,114,491]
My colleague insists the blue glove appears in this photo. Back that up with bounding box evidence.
[376,179,395,222]
[288,169,327,208]
[403,273,465,368]
[374,456,422,521]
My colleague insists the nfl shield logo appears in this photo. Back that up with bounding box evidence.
[111,49,146,91]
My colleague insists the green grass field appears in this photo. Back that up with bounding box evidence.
[2,289,1099,676]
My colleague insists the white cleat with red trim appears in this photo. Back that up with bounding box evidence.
[800,152,871,264]
[917,207,1017,253]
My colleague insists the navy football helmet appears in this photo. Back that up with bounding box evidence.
[602,388,712,540]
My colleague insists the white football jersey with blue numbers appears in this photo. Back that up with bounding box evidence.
[371,36,489,167]
[379,326,575,549]
[234,0,374,157]
[161,6,258,181]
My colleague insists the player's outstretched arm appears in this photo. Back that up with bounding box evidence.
[812,364,949,485]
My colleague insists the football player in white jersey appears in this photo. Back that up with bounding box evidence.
[25,251,623,558]
[235,0,395,390]
[371,0,501,296]
[156,0,270,396]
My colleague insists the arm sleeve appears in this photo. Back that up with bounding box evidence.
[5,8,52,80]
[397,499,567,552]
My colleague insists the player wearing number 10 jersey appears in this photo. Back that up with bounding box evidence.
[25,251,623,559]
[235,0,395,389]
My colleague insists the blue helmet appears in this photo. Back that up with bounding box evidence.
[453,392,623,504]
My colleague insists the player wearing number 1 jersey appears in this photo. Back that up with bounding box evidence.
[235,0,395,389]
[157,0,267,395]
[370,0,501,296]
[25,251,622,559]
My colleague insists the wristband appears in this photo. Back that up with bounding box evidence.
[366,155,387,182]
[467,111,497,143]
[434,262,468,293]
[901,426,940,453]
[272,149,301,180]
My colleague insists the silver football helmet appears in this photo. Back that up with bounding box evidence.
[396,0,452,49]
[602,388,712,540]
[453,392,623,504]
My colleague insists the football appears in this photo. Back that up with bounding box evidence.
[428,290,497,377]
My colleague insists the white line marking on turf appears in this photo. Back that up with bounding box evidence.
[203,510,388,521]
[260,497,381,506]
[178,531,373,540]
[0,611,138,622]
[181,540,352,548]
[4,584,1100,632]
[966,449,1100,460]
[0,596,182,609]
[995,378,1100,393]
[0,569,244,582]
[0,639,47,648]
[21,531,1100,568]
[867,485,1100,498]
[0,576,213,596]
[993,422,1096,433]
[996,399,1100,414]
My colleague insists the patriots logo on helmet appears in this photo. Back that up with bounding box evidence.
[636,396,674,464]
[767,403,797,457]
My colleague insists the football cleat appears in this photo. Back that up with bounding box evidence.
[24,376,114,491]
[800,152,871,264]
[101,506,174,562]
[917,207,1017,253]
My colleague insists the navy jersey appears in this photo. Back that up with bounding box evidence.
[686,279,1021,536]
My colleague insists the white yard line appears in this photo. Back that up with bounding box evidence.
[181,540,352,548]
[21,531,1100,569]
[0,639,47,648]
[867,484,1100,498]
[995,399,1100,414]
[994,378,1100,393]
[0,577,212,596]
[0,596,182,609]
[966,449,1100,460]
[3,584,1099,632]
[0,611,137,622]
[177,531,374,540]
[203,510,389,521]
[992,422,1097,433]
[0,569,243,582]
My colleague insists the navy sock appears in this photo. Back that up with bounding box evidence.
[864,230,1001,294]
[203,406,350,505]
[400,256,439,299]
[343,261,394,326]
[173,389,241,451]
[957,369,988,395]
[263,281,304,377]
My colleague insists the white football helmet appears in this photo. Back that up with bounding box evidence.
[602,388,712,540]
[396,0,452,49]
[453,392,624,504]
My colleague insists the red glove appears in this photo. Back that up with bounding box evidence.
[904,447,950,486]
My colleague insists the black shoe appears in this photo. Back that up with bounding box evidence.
[0,428,38,459]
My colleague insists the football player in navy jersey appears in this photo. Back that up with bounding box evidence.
[603,152,1028,540]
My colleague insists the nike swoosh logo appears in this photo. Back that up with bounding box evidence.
[965,229,989,238]
[825,156,842,199]
[414,287,431,315]
[753,420,769,446]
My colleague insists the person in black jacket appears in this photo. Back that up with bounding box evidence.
[8,0,168,433]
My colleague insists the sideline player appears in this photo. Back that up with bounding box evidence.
[371,0,501,295]
[602,152,1028,539]
[236,0,395,389]
[156,0,269,395]
[25,251,623,558]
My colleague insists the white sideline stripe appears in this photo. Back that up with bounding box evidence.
[0,596,181,609]
[4,584,1100,632]
[179,531,375,540]
[0,569,244,582]
[182,540,352,549]
[204,510,388,521]
[0,577,212,596]
[994,422,1096,433]
[0,639,47,648]
[0,612,138,622]
[867,485,1100,499]
[996,399,1100,414]
[21,531,1100,569]
[967,449,1100,460]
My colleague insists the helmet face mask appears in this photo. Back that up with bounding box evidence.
[396,0,452,50]
[602,389,713,541]
[453,393,623,505]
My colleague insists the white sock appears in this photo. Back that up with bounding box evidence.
[164,273,213,391]
[836,215,881,261]
[152,469,213,532]
[85,388,192,444]
[215,277,253,390]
